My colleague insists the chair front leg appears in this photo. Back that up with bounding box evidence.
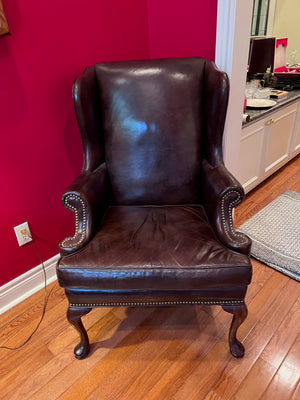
[222,303,248,358]
[67,306,92,359]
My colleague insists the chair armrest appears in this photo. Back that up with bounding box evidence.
[59,163,109,255]
[201,159,251,256]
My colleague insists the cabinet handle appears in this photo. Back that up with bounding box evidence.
[266,118,274,126]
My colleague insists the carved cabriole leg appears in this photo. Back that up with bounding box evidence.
[222,303,248,358]
[67,306,92,360]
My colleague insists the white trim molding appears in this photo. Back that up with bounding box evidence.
[215,0,237,74]
[0,254,59,315]
[215,0,254,176]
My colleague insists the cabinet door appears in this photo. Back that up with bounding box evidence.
[263,103,297,177]
[290,102,300,157]
[237,120,265,192]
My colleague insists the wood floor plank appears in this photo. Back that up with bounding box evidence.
[0,295,69,376]
[259,333,300,400]
[56,308,166,400]
[244,259,274,304]
[120,307,231,400]
[46,306,113,356]
[141,308,233,400]
[141,265,279,400]
[77,307,203,400]
[260,295,300,370]
[235,155,300,226]
[30,307,176,400]
[206,278,299,400]
[0,282,63,346]
[291,382,300,400]
[1,307,124,400]
[230,294,300,400]
[230,358,277,400]
[0,281,62,328]
[0,346,53,400]
[0,287,113,377]
[172,275,299,400]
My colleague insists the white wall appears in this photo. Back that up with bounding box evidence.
[272,0,300,64]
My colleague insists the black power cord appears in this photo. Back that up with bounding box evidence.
[0,235,52,350]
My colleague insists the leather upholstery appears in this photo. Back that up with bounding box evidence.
[94,58,205,205]
[56,57,252,359]
[59,205,251,290]
[64,287,248,308]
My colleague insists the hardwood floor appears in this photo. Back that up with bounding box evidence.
[1,155,299,400]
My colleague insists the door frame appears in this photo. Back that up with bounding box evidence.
[215,0,254,175]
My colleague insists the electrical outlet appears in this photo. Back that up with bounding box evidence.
[14,222,32,246]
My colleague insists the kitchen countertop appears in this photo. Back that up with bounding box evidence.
[243,90,300,127]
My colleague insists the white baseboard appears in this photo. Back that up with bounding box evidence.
[0,254,60,315]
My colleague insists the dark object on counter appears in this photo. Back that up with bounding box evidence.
[262,71,277,88]
[274,73,300,90]
[56,57,252,360]
[248,37,276,75]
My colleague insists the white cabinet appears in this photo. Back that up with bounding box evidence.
[263,103,297,175]
[237,101,300,193]
[290,101,300,158]
[237,121,265,191]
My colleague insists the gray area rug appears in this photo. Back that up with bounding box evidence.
[238,190,300,281]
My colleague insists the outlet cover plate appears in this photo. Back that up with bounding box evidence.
[14,222,32,246]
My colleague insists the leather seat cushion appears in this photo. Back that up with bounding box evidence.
[57,205,252,290]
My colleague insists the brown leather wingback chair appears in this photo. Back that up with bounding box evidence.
[57,57,252,360]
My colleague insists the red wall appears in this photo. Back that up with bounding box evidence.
[0,0,150,286]
[148,0,217,60]
[0,0,217,287]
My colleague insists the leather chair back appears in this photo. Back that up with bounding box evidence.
[94,58,206,205]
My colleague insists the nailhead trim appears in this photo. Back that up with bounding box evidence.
[61,194,86,248]
[61,191,247,248]
[70,300,244,307]
[221,190,248,245]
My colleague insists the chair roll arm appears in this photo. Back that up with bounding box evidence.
[59,163,109,255]
[201,159,251,256]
